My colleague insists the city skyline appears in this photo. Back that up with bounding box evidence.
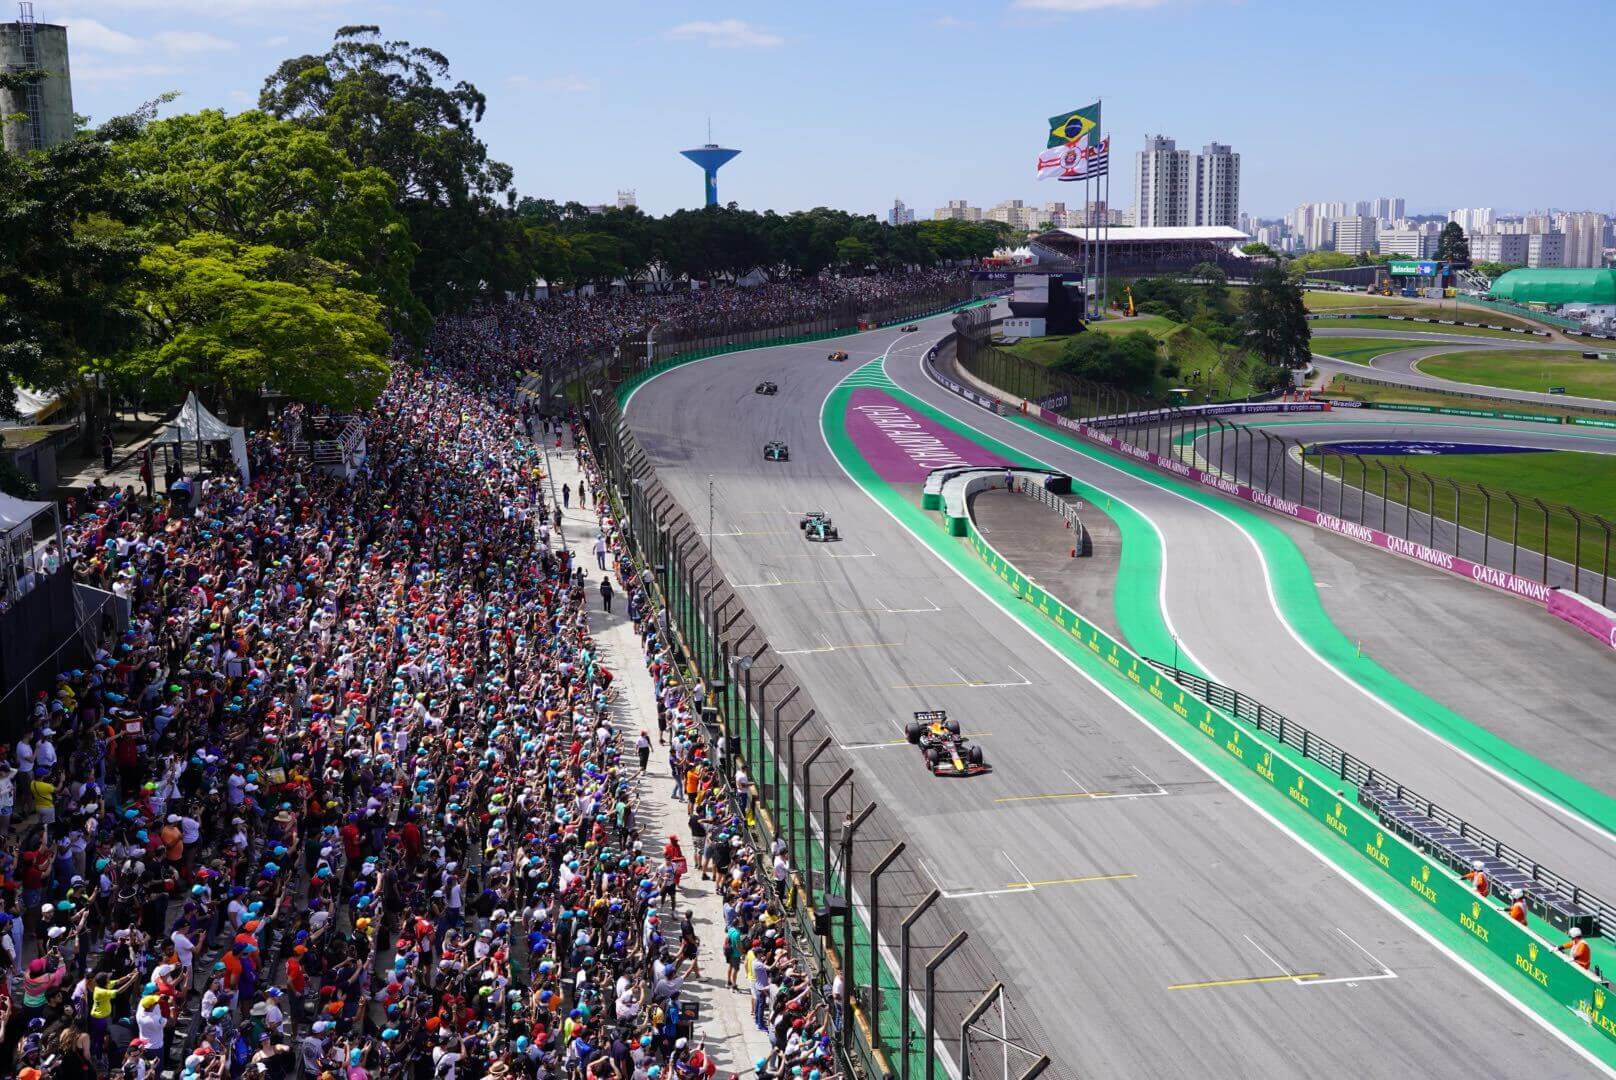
[36,0,1616,220]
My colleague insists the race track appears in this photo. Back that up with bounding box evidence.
[1311,326,1616,413]
[624,314,1614,1078]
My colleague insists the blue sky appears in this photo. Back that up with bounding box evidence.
[44,0,1616,220]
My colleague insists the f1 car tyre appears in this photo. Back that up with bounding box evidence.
[924,747,940,768]
[945,718,961,735]
[968,745,984,766]
[905,722,923,744]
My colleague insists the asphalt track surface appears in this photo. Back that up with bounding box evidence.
[624,316,1605,1078]
[1310,326,1616,413]
[1171,410,1616,804]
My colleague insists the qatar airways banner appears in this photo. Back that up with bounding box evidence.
[1547,590,1616,652]
[1028,402,1557,607]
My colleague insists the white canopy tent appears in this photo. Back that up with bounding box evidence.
[0,491,62,605]
[150,392,251,484]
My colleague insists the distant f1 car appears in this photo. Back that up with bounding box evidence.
[901,325,919,332]
[764,441,789,462]
[755,381,779,395]
[827,350,849,362]
[905,710,989,777]
[799,510,839,542]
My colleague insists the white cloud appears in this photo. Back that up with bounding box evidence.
[153,30,239,54]
[64,18,142,54]
[666,19,783,49]
[1013,0,1167,10]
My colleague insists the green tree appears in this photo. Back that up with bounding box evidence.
[1286,251,1357,277]
[1241,241,1277,257]
[1474,261,1522,279]
[126,233,390,410]
[1434,221,1471,267]
[835,236,875,271]
[1241,265,1312,369]
[1054,330,1159,393]
[260,26,515,315]
[0,109,151,421]
[119,108,423,338]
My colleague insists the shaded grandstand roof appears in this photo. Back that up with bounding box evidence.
[1037,225,1250,245]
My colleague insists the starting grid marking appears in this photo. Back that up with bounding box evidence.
[994,766,1169,805]
[775,632,902,656]
[823,595,942,615]
[917,851,1136,900]
[891,665,1032,690]
[1169,928,1397,992]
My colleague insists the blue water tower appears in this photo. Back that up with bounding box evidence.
[680,143,740,207]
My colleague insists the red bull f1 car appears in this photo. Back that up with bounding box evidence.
[905,710,989,777]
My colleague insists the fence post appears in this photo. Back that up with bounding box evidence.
[924,932,970,1080]
[751,663,784,800]
[1397,464,1415,540]
[1478,484,1493,567]
[1598,516,1614,606]
[1507,492,1522,575]
[958,982,1005,1080]
[1423,474,1437,549]
[1569,508,1587,595]
[783,712,815,879]
[817,768,855,910]
[800,743,837,908]
[1442,478,1462,556]
[1534,498,1551,583]
[868,841,906,1055]
[1376,461,1390,533]
[899,890,942,1080]
[841,800,877,1056]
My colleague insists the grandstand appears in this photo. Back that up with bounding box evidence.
[1031,225,1255,278]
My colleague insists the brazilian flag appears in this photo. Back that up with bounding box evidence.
[1047,102,1101,148]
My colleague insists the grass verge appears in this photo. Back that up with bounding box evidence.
[1416,350,1616,401]
[1311,316,1531,338]
[1312,336,1436,365]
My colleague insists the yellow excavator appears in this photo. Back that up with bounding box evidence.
[1125,284,1136,317]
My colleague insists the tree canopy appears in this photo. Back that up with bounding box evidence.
[1434,221,1471,267]
[1054,330,1160,394]
[1241,266,1312,369]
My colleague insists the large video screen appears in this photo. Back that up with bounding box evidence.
[1013,274,1049,305]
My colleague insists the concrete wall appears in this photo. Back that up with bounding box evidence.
[1,21,75,154]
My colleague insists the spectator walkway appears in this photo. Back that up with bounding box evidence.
[544,440,776,1075]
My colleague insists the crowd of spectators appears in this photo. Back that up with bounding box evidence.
[0,273,894,1079]
[426,270,966,373]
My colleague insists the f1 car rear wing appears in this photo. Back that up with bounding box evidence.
[913,710,948,723]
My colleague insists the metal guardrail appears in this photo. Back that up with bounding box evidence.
[1145,658,1613,937]
[1011,476,1088,555]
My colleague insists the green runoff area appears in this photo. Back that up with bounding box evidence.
[1417,349,1616,402]
[822,361,1616,1069]
[1310,316,1530,339]
[1321,375,1586,420]
[1303,290,1542,329]
[1311,336,1434,365]
[1310,446,1616,574]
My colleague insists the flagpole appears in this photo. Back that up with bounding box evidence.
[1099,96,1108,321]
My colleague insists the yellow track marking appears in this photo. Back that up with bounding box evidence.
[994,791,1114,804]
[1003,872,1137,889]
[1169,972,1322,991]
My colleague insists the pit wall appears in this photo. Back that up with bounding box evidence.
[928,474,1616,1053]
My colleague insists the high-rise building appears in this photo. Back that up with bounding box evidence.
[1560,212,1605,267]
[1354,200,1373,217]
[1373,196,1406,221]
[1449,207,1495,235]
[1527,233,1565,268]
[615,190,637,209]
[987,199,1039,231]
[1,5,74,154]
[1333,216,1377,256]
[1469,232,1529,265]
[887,198,916,226]
[933,199,982,222]
[1378,223,1440,258]
[1194,142,1240,228]
[1134,135,1194,227]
